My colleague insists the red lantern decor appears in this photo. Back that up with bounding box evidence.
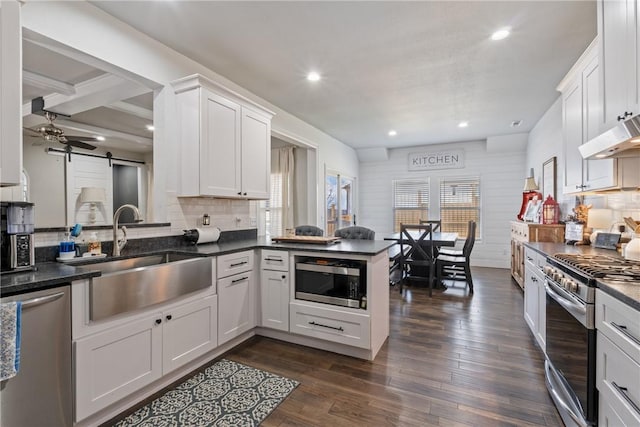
[542,195,560,224]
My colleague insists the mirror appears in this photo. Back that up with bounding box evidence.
[19,32,156,228]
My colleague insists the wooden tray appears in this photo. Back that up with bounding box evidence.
[271,236,341,245]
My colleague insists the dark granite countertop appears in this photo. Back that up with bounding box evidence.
[524,242,639,311]
[2,237,396,297]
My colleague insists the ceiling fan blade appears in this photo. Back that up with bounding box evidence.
[63,135,101,142]
[23,127,42,136]
[63,140,97,150]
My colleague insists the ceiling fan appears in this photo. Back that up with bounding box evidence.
[23,98,99,150]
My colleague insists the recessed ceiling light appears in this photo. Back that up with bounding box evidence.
[458,121,469,128]
[95,136,105,141]
[491,27,511,41]
[630,137,640,144]
[146,125,155,131]
[388,130,397,137]
[307,71,321,82]
[511,120,523,128]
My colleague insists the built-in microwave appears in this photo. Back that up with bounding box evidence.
[295,257,367,309]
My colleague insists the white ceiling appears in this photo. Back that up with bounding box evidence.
[92,0,597,150]
[22,33,154,154]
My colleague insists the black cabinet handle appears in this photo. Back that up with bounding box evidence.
[166,315,172,321]
[243,192,247,196]
[230,261,248,267]
[155,318,162,325]
[231,276,249,284]
[626,111,633,118]
[611,322,640,346]
[612,382,640,415]
[237,191,242,195]
[309,321,344,332]
[282,275,286,279]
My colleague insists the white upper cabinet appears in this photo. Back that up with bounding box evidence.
[559,39,618,194]
[0,0,23,187]
[172,74,273,199]
[599,0,639,131]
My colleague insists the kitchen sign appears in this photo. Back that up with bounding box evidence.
[408,150,464,171]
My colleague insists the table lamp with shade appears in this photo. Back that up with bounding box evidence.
[587,208,613,244]
[517,168,542,221]
[79,187,106,224]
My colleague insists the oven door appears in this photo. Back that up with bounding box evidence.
[545,279,596,426]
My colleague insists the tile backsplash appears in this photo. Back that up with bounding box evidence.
[34,196,259,247]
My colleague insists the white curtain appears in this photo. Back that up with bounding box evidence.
[271,147,295,235]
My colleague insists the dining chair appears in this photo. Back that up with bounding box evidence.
[419,219,441,232]
[334,226,375,240]
[295,225,324,236]
[398,223,436,296]
[436,220,476,293]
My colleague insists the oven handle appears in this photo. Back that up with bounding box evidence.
[544,279,586,318]
[545,361,589,427]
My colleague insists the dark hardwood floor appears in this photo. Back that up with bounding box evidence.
[227,267,563,426]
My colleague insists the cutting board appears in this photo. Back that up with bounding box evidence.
[271,236,341,245]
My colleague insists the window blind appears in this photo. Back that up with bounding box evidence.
[393,179,429,232]
[439,177,480,238]
[263,172,283,237]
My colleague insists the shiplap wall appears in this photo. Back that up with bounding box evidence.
[359,138,526,268]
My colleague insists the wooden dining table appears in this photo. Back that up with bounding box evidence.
[384,231,459,291]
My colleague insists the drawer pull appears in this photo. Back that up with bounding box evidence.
[229,261,248,267]
[264,257,283,262]
[611,322,640,346]
[526,256,534,262]
[612,382,640,415]
[231,276,249,284]
[309,321,344,332]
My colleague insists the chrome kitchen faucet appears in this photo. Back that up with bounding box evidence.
[112,204,141,256]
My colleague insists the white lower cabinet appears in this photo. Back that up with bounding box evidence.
[162,294,218,374]
[218,270,255,345]
[74,292,218,422]
[596,289,640,426]
[260,250,290,332]
[260,270,289,331]
[289,302,370,349]
[523,247,546,352]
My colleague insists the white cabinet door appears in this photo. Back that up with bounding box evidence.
[600,0,638,131]
[218,270,255,345]
[0,0,22,187]
[523,263,538,336]
[260,270,289,331]
[162,294,218,374]
[582,55,617,191]
[75,314,162,422]
[201,90,242,197]
[562,78,585,194]
[241,107,270,199]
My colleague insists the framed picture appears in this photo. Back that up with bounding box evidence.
[523,199,542,222]
[542,157,557,200]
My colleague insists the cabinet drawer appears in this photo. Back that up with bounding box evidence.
[597,334,640,424]
[217,250,254,278]
[290,302,370,349]
[600,385,640,427]
[596,290,640,363]
[261,249,289,271]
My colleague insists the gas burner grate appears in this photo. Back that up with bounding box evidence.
[552,253,640,279]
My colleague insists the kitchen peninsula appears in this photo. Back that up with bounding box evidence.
[1,235,395,426]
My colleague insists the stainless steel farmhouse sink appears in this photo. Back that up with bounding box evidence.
[75,253,212,321]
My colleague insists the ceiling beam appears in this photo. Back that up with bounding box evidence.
[22,73,151,116]
[54,118,153,148]
[107,101,153,121]
[22,70,76,96]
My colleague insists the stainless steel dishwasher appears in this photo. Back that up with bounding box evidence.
[0,285,72,427]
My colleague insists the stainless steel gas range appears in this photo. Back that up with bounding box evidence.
[543,253,640,427]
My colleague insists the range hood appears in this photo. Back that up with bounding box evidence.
[579,115,640,159]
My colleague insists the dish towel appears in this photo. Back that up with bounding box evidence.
[0,301,22,381]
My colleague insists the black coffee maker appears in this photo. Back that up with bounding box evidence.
[1,202,35,272]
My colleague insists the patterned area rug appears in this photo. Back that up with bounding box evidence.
[114,359,299,427]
